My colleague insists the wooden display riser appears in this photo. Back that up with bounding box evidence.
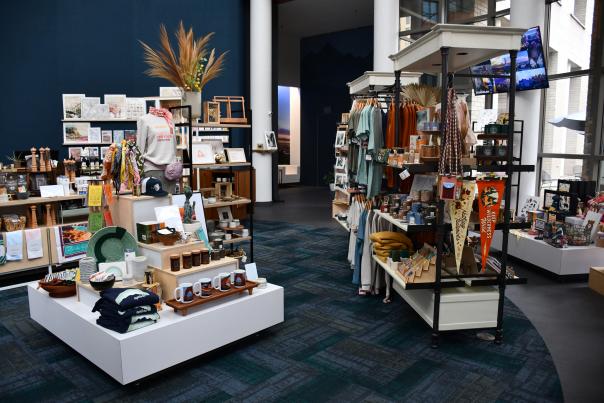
[138,240,207,269]
[28,282,284,385]
[166,281,258,316]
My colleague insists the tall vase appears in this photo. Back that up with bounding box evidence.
[183,91,202,120]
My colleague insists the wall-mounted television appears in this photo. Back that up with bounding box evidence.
[470,26,548,95]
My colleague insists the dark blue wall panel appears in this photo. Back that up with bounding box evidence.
[300,26,373,186]
[0,0,246,159]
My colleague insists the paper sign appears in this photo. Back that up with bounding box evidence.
[245,263,258,281]
[399,169,410,181]
[88,184,103,207]
[40,185,65,198]
[88,212,103,233]
[155,205,184,232]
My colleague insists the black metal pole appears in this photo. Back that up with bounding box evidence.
[432,47,449,349]
[248,110,254,263]
[496,49,517,345]
[186,106,193,183]
[394,70,401,146]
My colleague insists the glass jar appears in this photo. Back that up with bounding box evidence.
[170,254,180,272]
[192,249,201,267]
[182,252,192,269]
[201,249,210,264]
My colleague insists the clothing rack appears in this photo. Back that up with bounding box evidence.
[388,24,531,347]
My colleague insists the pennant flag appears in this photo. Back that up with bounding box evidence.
[449,180,476,273]
[477,179,505,271]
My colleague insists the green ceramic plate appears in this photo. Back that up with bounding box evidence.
[87,226,138,263]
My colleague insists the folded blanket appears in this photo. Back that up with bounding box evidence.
[374,242,410,250]
[98,288,159,310]
[97,312,160,334]
[370,232,413,250]
[92,299,157,319]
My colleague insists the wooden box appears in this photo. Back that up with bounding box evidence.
[588,267,604,296]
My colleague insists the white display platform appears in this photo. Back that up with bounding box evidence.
[492,230,604,276]
[392,282,498,331]
[28,282,284,384]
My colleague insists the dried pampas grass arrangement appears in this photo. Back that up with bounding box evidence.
[401,84,441,107]
[139,21,228,92]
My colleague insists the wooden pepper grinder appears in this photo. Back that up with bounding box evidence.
[39,148,46,172]
[30,148,37,172]
[63,159,69,177]
[45,147,52,171]
[45,204,53,226]
[29,205,38,228]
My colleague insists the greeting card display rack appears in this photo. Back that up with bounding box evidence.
[169,105,254,262]
[385,24,534,347]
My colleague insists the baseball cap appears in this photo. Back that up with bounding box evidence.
[141,177,168,197]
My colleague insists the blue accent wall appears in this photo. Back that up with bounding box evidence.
[0,0,247,160]
[300,26,373,186]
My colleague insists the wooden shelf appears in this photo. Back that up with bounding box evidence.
[193,162,251,169]
[204,198,252,209]
[138,240,205,253]
[149,256,238,278]
[165,280,258,316]
[374,210,439,233]
[223,236,252,245]
[0,195,85,208]
[62,119,137,122]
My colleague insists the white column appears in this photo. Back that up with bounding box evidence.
[510,0,546,206]
[251,0,273,202]
[373,0,399,71]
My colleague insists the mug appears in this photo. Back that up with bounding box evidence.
[174,282,195,303]
[241,229,249,237]
[212,272,231,292]
[233,269,247,288]
[228,221,237,228]
[193,277,212,298]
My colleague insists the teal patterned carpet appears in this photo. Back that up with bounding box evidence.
[0,220,562,402]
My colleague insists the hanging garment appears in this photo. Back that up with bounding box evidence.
[456,95,476,154]
[353,209,368,285]
[367,107,384,198]
[359,209,374,291]
[347,200,361,265]
[385,102,397,188]
[439,88,463,176]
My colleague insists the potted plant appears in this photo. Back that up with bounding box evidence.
[140,21,228,120]
[6,152,22,169]
[323,172,335,192]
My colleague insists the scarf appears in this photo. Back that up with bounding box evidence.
[149,107,174,134]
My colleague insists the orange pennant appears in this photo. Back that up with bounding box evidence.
[477,179,505,272]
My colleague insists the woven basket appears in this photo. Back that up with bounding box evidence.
[3,216,26,232]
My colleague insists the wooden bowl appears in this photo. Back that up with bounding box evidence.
[38,279,76,298]
[158,231,181,246]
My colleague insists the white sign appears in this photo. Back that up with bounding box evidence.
[40,185,65,198]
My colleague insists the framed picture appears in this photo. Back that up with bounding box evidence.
[101,130,112,143]
[225,148,247,163]
[104,94,127,119]
[124,130,137,143]
[62,94,85,119]
[264,131,278,150]
[543,190,577,214]
[113,130,124,143]
[335,173,347,188]
[334,131,346,148]
[160,87,184,97]
[518,195,540,219]
[100,147,110,160]
[68,147,83,161]
[216,207,233,222]
[203,101,221,124]
[335,157,346,170]
[80,97,100,119]
[63,122,90,144]
[86,147,100,159]
[557,179,578,194]
[89,127,101,143]
[126,98,146,120]
[191,143,215,164]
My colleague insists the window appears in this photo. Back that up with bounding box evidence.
[574,0,587,26]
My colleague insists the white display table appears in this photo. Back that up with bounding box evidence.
[28,282,284,384]
[492,230,604,276]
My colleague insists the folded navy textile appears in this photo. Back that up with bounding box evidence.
[92,299,157,319]
[96,313,159,334]
[98,288,159,310]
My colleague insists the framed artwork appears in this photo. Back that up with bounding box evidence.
[217,207,233,222]
[89,103,111,120]
[518,195,540,219]
[334,131,346,148]
[80,97,100,119]
[543,190,577,214]
[199,139,224,156]
[68,147,83,161]
[87,147,100,159]
[88,127,101,143]
[124,130,137,143]
[62,94,85,119]
[126,98,146,120]
[63,122,90,144]
[335,173,347,188]
[203,101,221,124]
[225,148,246,163]
[101,130,112,143]
[335,157,346,170]
[113,130,124,143]
[191,143,215,164]
[264,131,278,150]
[104,94,127,119]
[100,147,110,160]
[160,87,184,97]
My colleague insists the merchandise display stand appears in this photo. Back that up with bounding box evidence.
[386,24,531,346]
[28,282,284,385]
[169,105,254,261]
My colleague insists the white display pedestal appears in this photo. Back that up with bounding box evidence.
[492,230,604,276]
[28,282,284,384]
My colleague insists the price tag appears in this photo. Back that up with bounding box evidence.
[365,154,372,161]
[399,169,411,180]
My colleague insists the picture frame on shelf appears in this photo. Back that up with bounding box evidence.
[100,147,110,160]
[518,195,540,219]
[217,207,233,222]
[543,190,577,214]
[104,94,127,119]
[203,101,221,124]
[62,94,85,119]
[191,143,215,164]
[126,98,146,120]
[88,127,101,143]
[63,122,90,144]
[113,130,124,144]
[101,130,112,143]
[335,172,347,188]
[264,131,278,150]
[334,131,346,148]
[80,97,100,119]
[225,148,246,163]
[335,156,346,170]
[68,147,83,161]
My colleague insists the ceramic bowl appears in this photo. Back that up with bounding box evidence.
[89,275,116,291]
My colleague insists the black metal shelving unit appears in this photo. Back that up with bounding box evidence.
[169,105,254,262]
